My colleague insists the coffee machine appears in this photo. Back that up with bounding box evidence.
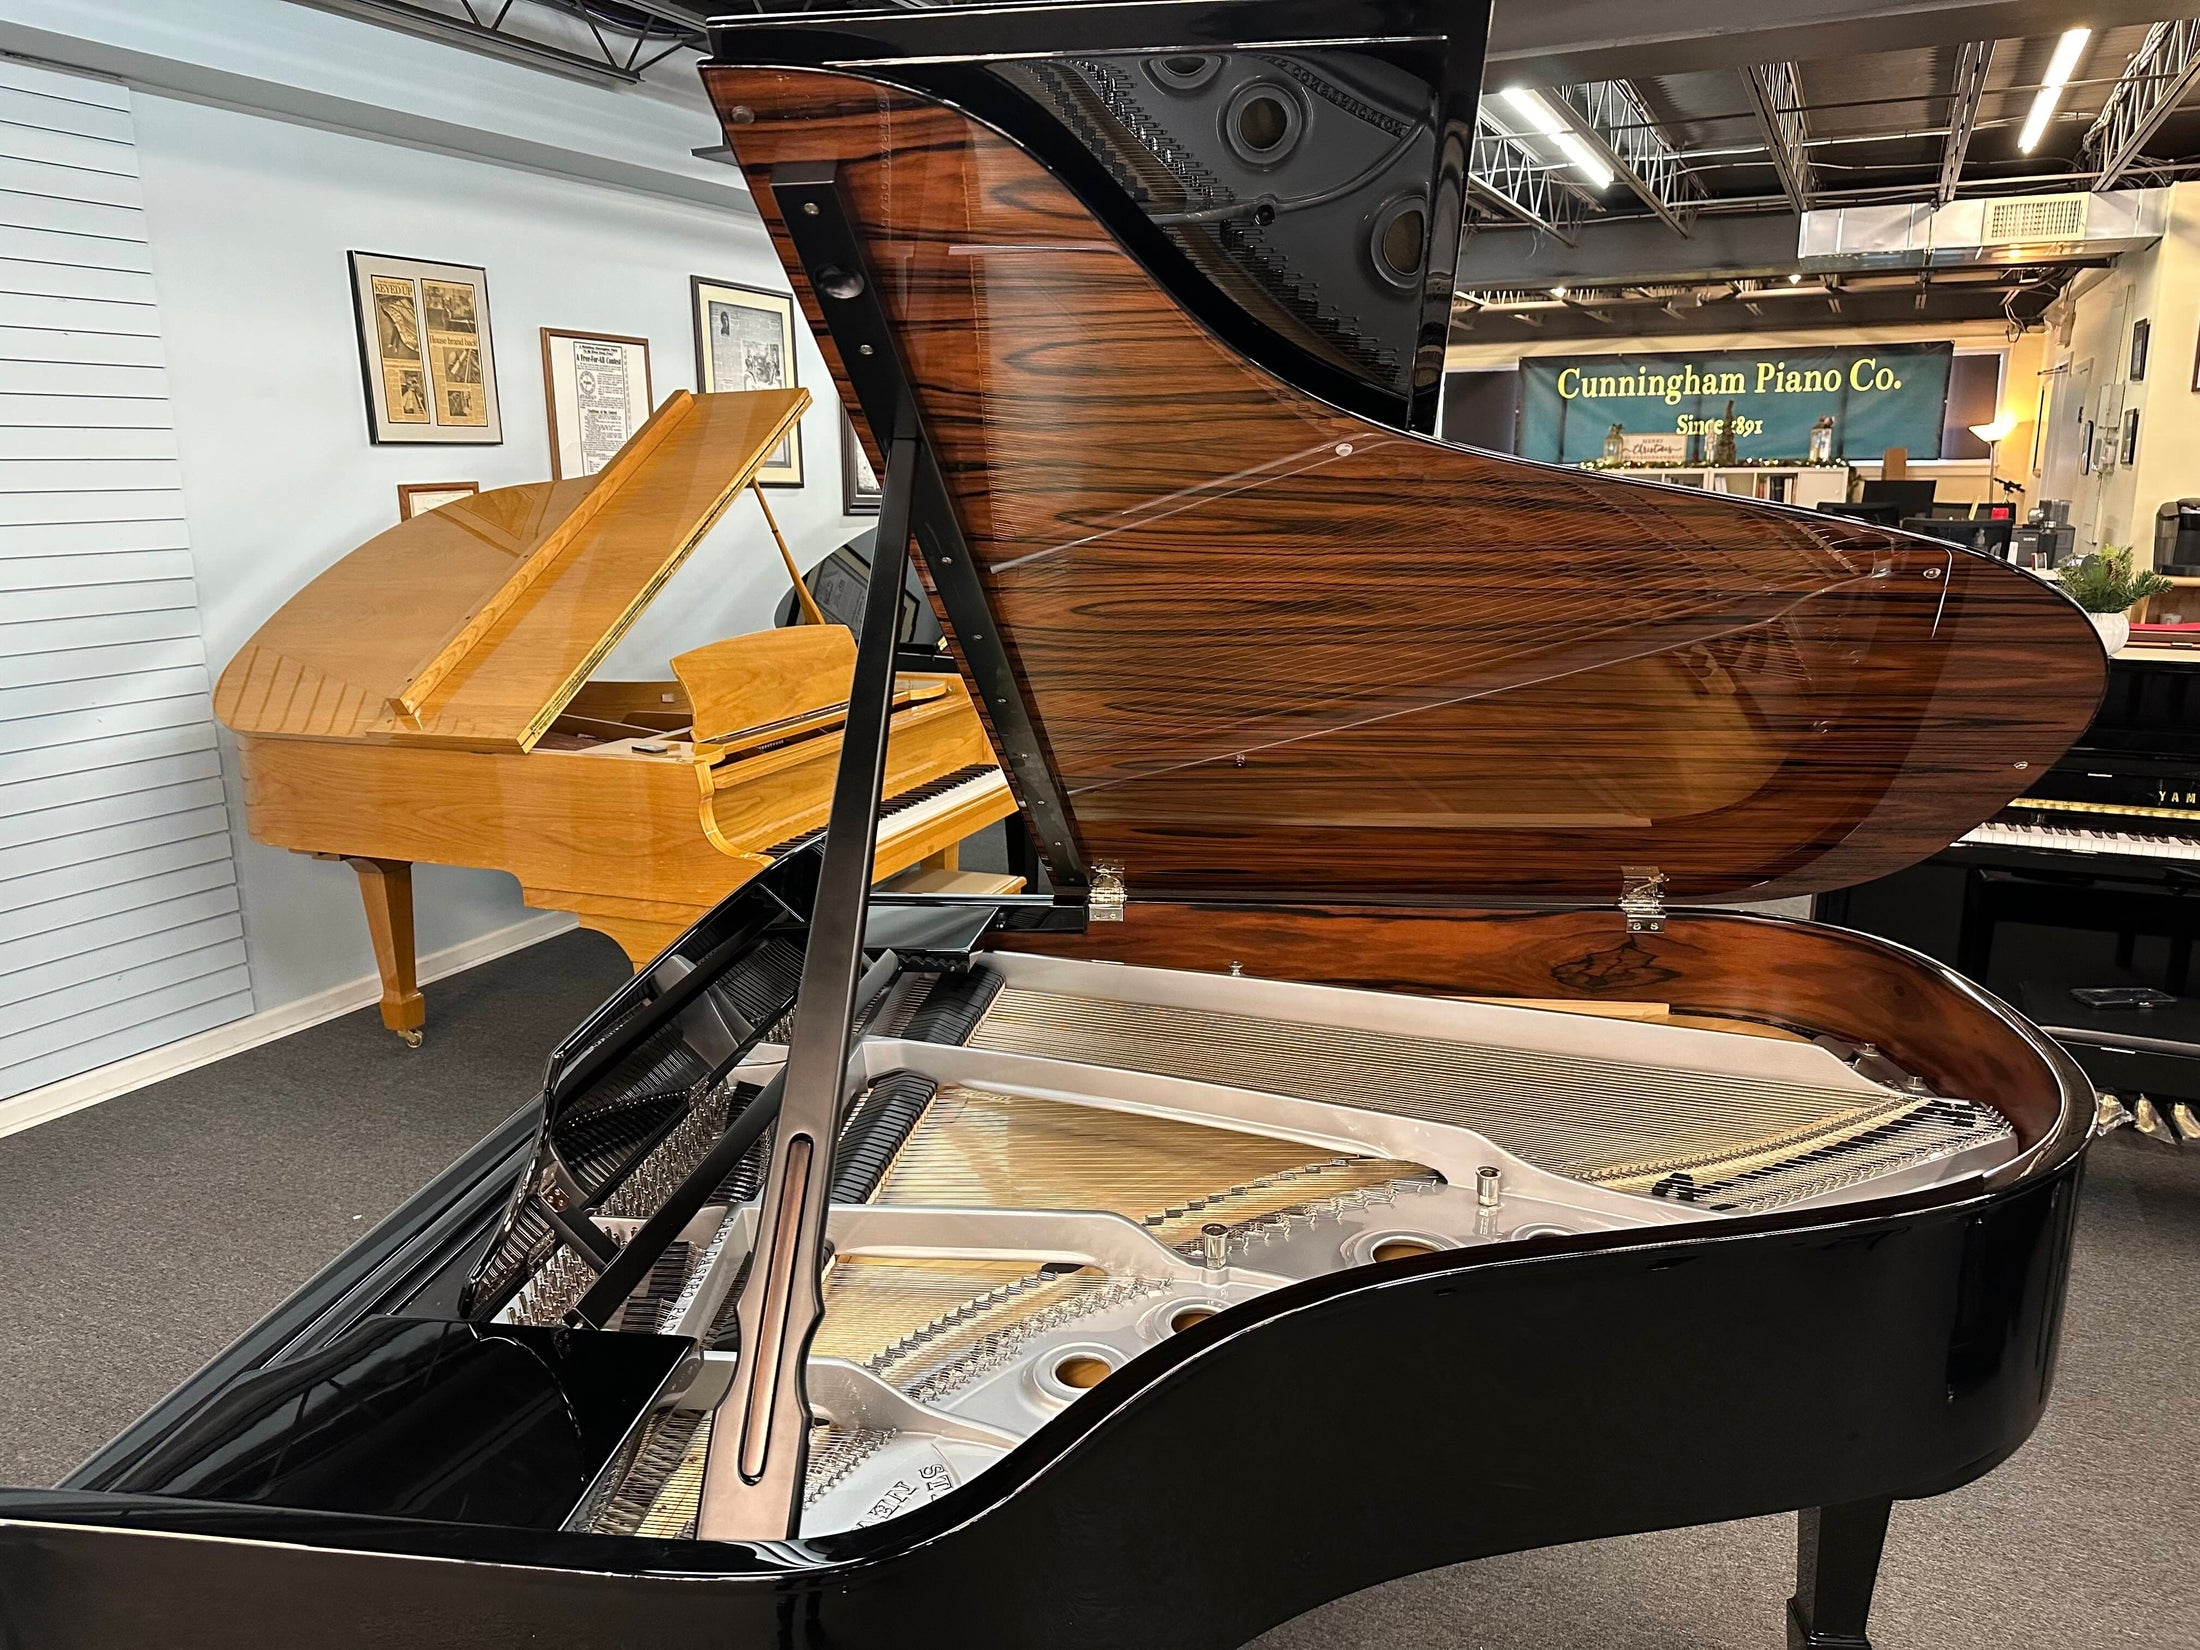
[2158,499,2200,574]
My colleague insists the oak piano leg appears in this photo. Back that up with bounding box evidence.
[343,856,426,1047]
[1788,1498,1892,1650]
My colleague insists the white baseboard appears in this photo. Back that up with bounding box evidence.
[0,911,578,1143]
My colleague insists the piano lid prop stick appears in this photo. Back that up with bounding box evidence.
[753,482,828,627]
[698,433,920,1542]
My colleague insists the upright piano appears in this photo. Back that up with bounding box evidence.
[213,388,1015,1041]
[0,6,2107,1648]
[1823,646,2200,1122]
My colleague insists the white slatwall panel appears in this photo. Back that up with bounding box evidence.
[0,59,249,1101]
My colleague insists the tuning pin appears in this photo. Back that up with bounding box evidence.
[2174,1101,2200,1143]
[2096,1094,2133,1133]
[2133,1097,2179,1145]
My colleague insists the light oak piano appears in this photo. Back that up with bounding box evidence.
[213,387,1016,1043]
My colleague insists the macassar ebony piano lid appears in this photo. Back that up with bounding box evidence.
[0,5,2111,1649]
[211,387,1018,1042]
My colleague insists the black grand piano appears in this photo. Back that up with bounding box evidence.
[0,6,2107,1648]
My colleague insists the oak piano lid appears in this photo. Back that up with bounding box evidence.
[214,388,808,754]
[703,1,2105,906]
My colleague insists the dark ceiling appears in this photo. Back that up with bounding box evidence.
[1455,2,2200,343]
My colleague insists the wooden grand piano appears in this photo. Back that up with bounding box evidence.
[3,7,2109,1650]
[213,387,1016,1041]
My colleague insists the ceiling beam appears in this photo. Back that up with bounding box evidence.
[2081,18,2200,191]
[1486,0,2177,89]
[1459,209,1805,288]
[1742,62,1815,214]
[1468,115,1584,243]
[1552,79,1705,237]
[1938,39,1994,204]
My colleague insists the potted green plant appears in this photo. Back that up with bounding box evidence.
[2054,546,2173,654]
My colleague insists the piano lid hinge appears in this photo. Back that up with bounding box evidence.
[1088,864,1126,923]
[1620,865,1666,933]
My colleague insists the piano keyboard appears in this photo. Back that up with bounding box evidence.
[1959,819,2200,862]
[759,764,1012,861]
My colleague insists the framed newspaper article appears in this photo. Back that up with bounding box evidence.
[540,328,653,479]
[841,405,881,515]
[691,276,801,485]
[396,480,479,520]
[348,252,502,444]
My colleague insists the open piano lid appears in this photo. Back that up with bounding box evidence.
[215,389,806,753]
[703,1,2104,906]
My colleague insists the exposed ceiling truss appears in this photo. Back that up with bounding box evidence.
[1554,79,1707,235]
[1938,39,1995,203]
[1470,115,1588,243]
[1453,263,2064,341]
[293,0,706,84]
[2081,17,2200,190]
[1740,61,1817,213]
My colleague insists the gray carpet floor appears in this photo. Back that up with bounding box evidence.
[0,926,635,1487]
[0,926,2191,1647]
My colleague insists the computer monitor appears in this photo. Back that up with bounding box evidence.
[1816,502,1903,526]
[1862,478,1937,514]
[1901,516,2013,557]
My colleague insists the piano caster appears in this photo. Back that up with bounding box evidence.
[2133,1097,2181,1146]
[400,1028,424,1050]
[1788,1498,1890,1650]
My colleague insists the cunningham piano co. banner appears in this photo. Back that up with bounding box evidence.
[1517,342,1954,465]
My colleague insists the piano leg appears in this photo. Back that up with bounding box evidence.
[343,856,426,1047]
[1787,1498,1892,1650]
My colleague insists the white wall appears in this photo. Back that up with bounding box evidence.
[131,90,869,1014]
[2051,182,2200,561]
[0,59,250,1103]
[0,0,747,214]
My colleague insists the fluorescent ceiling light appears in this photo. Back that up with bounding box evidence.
[1499,86,1614,189]
[2018,28,2090,154]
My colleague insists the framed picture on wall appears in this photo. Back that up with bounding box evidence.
[348,253,501,444]
[540,328,653,479]
[691,276,801,485]
[396,480,479,520]
[2131,318,2150,382]
[2123,407,2141,466]
[841,406,881,514]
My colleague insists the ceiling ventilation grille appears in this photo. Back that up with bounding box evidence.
[1982,194,2089,245]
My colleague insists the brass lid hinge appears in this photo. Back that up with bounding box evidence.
[1620,866,1666,933]
[1089,865,1126,922]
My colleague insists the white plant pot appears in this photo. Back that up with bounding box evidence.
[2090,611,2130,654]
